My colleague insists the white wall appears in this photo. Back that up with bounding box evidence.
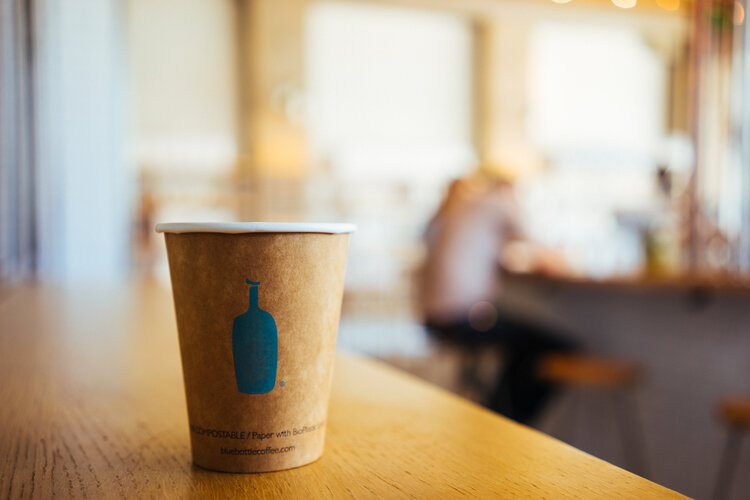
[305,1,475,181]
[527,22,665,159]
[126,0,239,173]
[520,20,670,277]
[33,0,130,283]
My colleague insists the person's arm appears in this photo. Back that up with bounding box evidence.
[493,185,572,277]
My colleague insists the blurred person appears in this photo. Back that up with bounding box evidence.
[419,169,578,424]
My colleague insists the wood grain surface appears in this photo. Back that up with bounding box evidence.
[0,281,686,498]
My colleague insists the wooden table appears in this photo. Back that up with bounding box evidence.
[0,281,685,498]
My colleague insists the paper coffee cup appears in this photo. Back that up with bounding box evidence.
[156,222,355,473]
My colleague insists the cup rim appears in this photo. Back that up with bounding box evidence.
[155,222,356,234]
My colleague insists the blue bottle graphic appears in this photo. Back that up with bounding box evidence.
[232,279,278,394]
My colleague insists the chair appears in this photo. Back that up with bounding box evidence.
[539,353,648,476]
[712,396,750,500]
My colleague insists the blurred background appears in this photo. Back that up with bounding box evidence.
[2,0,750,497]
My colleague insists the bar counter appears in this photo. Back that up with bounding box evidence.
[504,268,750,294]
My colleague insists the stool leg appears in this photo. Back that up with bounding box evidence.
[712,428,742,500]
[459,347,483,401]
[612,390,649,478]
[543,389,580,444]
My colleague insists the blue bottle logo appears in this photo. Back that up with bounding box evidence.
[232,279,278,394]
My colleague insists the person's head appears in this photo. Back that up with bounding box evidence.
[477,162,518,186]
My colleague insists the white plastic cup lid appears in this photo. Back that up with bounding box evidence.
[155,222,356,234]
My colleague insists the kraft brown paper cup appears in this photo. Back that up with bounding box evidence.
[156,222,355,473]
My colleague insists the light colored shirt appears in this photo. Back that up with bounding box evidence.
[421,178,520,323]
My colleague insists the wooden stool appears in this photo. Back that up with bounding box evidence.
[712,396,750,500]
[540,354,640,388]
[539,354,648,476]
